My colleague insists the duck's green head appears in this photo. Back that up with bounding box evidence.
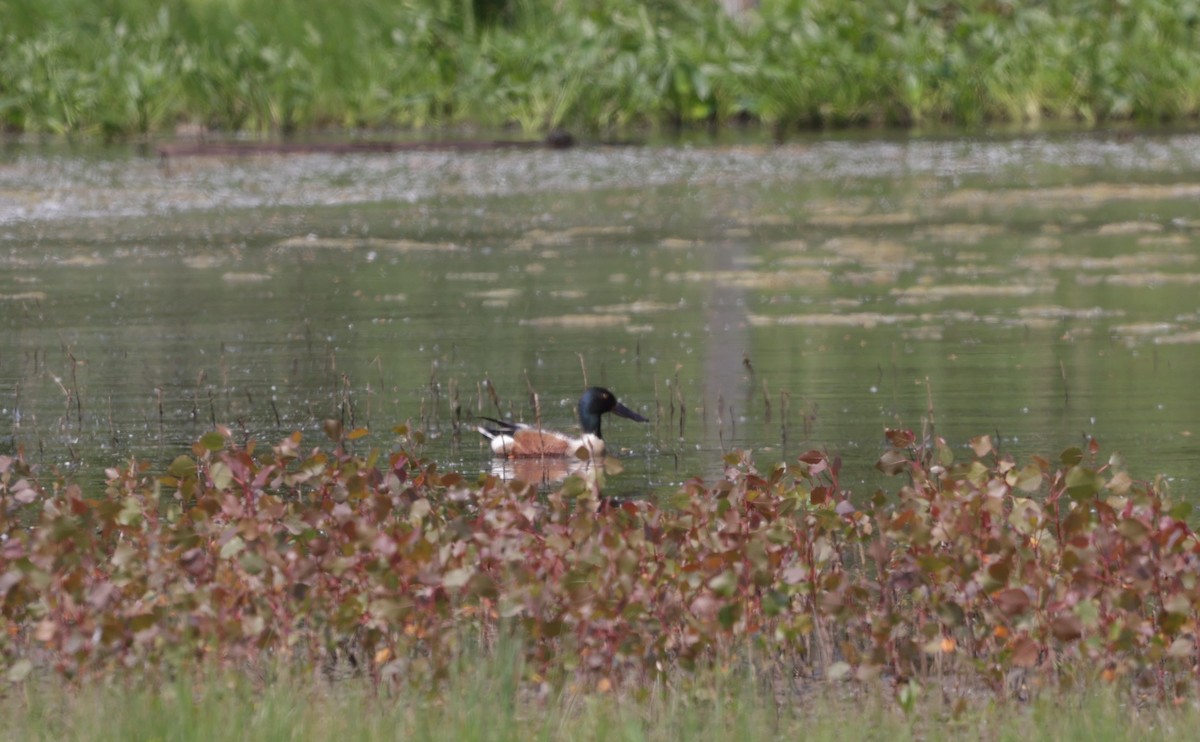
[578,386,648,437]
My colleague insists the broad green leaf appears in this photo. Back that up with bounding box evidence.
[1117,518,1149,543]
[964,460,989,487]
[1075,599,1100,628]
[409,498,431,523]
[1065,466,1101,501]
[466,572,498,599]
[110,544,137,568]
[242,614,265,638]
[117,497,143,526]
[1159,610,1187,636]
[707,570,737,597]
[1015,464,1042,493]
[219,536,245,560]
[239,552,266,575]
[167,455,196,478]
[560,476,588,498]
[1060,447,1084,466]
[1168,637,1194,658]
[367,599,405,623]
[717,602,741,630]
[210,461,233,491]
[1008,498,1043,534]
[200,432,226,452]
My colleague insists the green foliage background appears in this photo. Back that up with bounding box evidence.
[2,0,1200,136]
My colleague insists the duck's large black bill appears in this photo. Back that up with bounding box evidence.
[612,401,649,423]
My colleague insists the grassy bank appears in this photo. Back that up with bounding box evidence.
[4,657,1198,742]
[2,0,1200,137]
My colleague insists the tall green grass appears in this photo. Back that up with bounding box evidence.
[4,652,1198,742]
[2,0,1200,137]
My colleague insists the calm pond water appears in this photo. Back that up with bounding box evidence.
[3,130,1200,499]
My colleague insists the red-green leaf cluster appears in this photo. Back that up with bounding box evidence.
[1,428,1198,699]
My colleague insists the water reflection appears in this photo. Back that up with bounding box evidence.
[482,454,646,493]
[2,131,1200,497]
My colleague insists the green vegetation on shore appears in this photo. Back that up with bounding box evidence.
[4,661,1198,742]
[3,0,1200,137]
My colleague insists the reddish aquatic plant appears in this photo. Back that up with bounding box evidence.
[1,425,1198,701]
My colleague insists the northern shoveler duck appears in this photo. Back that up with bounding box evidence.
[478,386,648,458]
